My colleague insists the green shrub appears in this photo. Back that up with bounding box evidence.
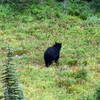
[68,0,93,19]
[77,93,95,100]
[74,68,87,80]
[91,0,100,12]
[95,84,100,100]
[0,4,13,19]
[27,4,63,20]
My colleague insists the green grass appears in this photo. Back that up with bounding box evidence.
[0,13,100,100]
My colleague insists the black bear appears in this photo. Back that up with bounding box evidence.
[44,42,62,67]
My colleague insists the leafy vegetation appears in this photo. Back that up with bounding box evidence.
[94,83,100,100]
[91,0,100,12]
[0,47,24,100]
[0,1,100,100]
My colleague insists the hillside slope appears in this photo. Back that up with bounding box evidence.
[0,15,100,100]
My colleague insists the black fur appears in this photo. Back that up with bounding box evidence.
[44,42,62,67]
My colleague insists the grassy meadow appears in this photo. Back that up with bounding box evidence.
[0,4,100,100]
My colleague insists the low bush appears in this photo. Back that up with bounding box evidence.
[74,68,87,80]
[94,84,100,100]
[0,4,13,19]
[68,0,93,19]
[27,4,63,20]
[91,0,100,12]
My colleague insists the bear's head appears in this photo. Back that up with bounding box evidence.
[54,42,62,49]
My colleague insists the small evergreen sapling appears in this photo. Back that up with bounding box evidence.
[1,46,25,100]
